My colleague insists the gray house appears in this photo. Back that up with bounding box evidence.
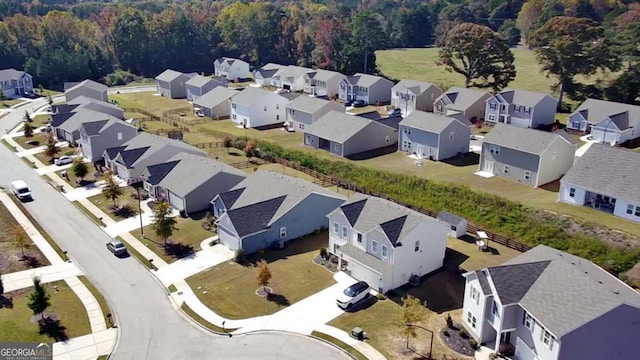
[338,73,394,105]
[0,68,33,98]
[253,63,286,87]
[68,96,124,119]
[51,109,121,145]
[285,96,343,132]
[142,152,247,214]
[303,69,346,98]
[398,111,471,161]
[434,87,491,122]
[567,99,640,145]
[185,75,228,101]
[64,79,108,103]
[391,80,443,116]
[193,87,239,119]
[78,118,138,162]
[155,69,195,99]
[462,244,640,360]
[304,110,398,157]
[485,89,558,129]
[478,124,577,187]
[211,170,345,254]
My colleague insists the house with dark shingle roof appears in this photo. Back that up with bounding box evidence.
[64,79,108,103]
[398,111,471,161]
[68,96,124,119]
[434,86,491,122]
[302,69,346,98]
[78,117,137,162]
[0,68,33,98]
[253,63,286,87]
[567,98,640,145]
[558,144,640,223]
[284,95,343,132]
[51,109,122,144]
[462,244,640,359]
[328,194,447,293]
[391,79,443,116]
[271,65,314,91]
[185,75,228,101]
[338,73,394,105]
[211,170,345,254]
[192,87,238,119]
[478,124,577,187]
[213,57,250,81]
[485,88,558,129]
[141,152,246,214]
[155,69,195,99]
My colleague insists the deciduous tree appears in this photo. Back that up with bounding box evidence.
[151,199,177,245]
[27,276,51,320]
[101,171,122,207]
[256,259,272,292]
[71,157,88,181]
[396,295,427,339]
[43,133,59,163]
[437,23,516,91]
[12,225,28,258]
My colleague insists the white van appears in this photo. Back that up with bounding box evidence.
[11,180,31,200]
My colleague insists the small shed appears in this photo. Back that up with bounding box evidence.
[437,211,468,238]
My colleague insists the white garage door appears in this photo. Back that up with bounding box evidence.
[219,228,240,252]
[350,261,383,292]
[514,337,538,360]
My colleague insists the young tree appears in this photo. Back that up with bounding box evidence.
[243,140,255,160]
[101,172,123,207]
[28,276,51,320]
[71,157,89,181]
[396,295,427,340]
[256,259,272,292]
[23,110,32,123]
[43,133,59,163]
[151,199,177,244]
[437,22,516,91]
[23,121,34,139]
[12,225,29,258]
[528,16,619,106]
[223,136,232,154]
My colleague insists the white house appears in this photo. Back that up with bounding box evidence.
[271,65,314,91]
[253,63,286,87]
[485,89,558,129]
[302,69,346,98]
[328,194,448,293]
[559,144,640,223]
[434,87,491,122]
[391,80,443,116]
[566,98,640,145]
[229,87,298,128]
[338,73,394,105]
[213,57,250,81]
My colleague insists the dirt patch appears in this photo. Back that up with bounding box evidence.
[624,263,640,289]
[29,312,59,324]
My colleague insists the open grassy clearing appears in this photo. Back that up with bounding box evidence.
[12,132,48,149]
[446,236,521,272]
[33,146,75,166]
[0,202,49,272]
[110,92,190,115]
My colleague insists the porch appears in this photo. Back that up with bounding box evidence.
[584,191,615,214]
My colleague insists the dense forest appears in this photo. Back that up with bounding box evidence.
[0,0,638,104]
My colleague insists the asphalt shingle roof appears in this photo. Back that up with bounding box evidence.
[54,109,119,134]
[227,196,286,237]
[51,104,79,114]
[338,243,393,276]
[286,96,335,114]
[118,147,150,167]
[392,79,441,96]
[273,66,313,83]
[437,87,490,112]
[436,211,466,226]
[0,68,27,81]
[304,69,344,82]
[496,88,555,107]
[104,146,125,160]
[305,110,383,143]
[193,87,238,108]
[343,73,392,88]
[186,75,227,88]
[229,87,274,107]
[66,79,107,93]
[573,98,640,126]
[218,188,245,209]
[400,111,470,134]
[145,160,181,185]
[156,69,185,82]
[487,261,551,304]
[475,270,493,295]
[483,123,577,155]
[81,119,109,136]
[50,113,74,127]
[110,132,204,168]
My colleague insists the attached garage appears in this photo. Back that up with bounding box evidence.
[338,243,393,293]
[514,337,538,360]
[350,261,384,293]
[218,227,240,252]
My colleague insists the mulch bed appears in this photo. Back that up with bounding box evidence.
[255,286,273,297]
[439,324,476,357]
[30,312,59,324]
[312,254,338,272]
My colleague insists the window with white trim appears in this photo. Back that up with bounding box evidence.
[356,232,363,243]
[636,206,640,217]
[414,240,420,252]
[471,286,479,304]
[492,301,498,315]
[334,143,340,152]
[541,330,553,349]
[449,131,454,140]
[381,245,388,258]
[569,188,576,198]
[503,165,510,174]
[525,107,531,114]
[627,204,634,215]
[371,240,378,253]
[279,227,287,238]
[489,145,501,155]
[341,225,348,238]
[523,312,533,330]
[524,170,531,181]
[333,222,339,234]
[467,312,477,328]
[501,104,507,111]
[487,114,496,122]
[489,103,497,110]
[403,127,412,135]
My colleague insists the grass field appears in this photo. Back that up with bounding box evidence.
[446,236,521,272]
[0,202,49,272]
[110,92,190,115]
[86,193,139,222]
[376,48,617,100]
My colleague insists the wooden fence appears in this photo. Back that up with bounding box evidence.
[193,141,225,149]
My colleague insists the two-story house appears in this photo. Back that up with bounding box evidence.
[328,194,448,293]
[0,68,33,98]
[271,65,314,91]
[398,111,471,161]
[302,69,346,98]
[478,124,577,187]
[462,244,640,360]
[229,87,298,128]
[64,79,108,103]
[485,89,558,129]
[51,109,121,145]
[185,75,228,101]
[155,69,195,99]
[434,87,491,122]
[391,80,443,116]
[78,118,138,162]
[211,170,345,254]
[338,73,393,105]
[285,95,343,132]
[213,57,250,81]
[567,98,640,145]
[68,96,124,119]
[253,63,286,87]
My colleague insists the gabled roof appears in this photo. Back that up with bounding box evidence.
[50,112,74,127]
[437,87,490,112]
[400,111,470,134]
[483,123,577,156]
[305,110,394,144]
[273,66,313,83]
[54,109,119,134]
[304,69,345,82]
[286,96,336,114]
[343,73,393,88]
[474,270,492,295]
[254,63,286,78]
[392,79,441,96]
[193,87,239,108]
[104,146,125,160]
[333,194,440,248]
[108,132,203,168]
[0,68,28,81]
[374,115,402,130]
[227,197,287,237]
[229,87,279,107]
[593,112,630,130]
[156,69,187,82]
[80,119,110,136]
[65,79,107,93]
[51,104,80,115]
[186,75,228,88]
[218,188,245,209]
[572,98,640,126]
[69,96,122,114]
[486,245,640,338]
[436,211,466,226]
[339,243,393,276]
[214,57,247,66]
[561,144,640,204]
[144,160,181,185]
[494,88,557,107]
[117,147,150,167]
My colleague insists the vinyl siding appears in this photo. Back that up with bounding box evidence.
[342,123,397,157]
[480,144,540,186]
[536,138,576,187]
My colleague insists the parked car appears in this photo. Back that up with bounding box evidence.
[388,108,402,116]
[336,281,370,309]
[54,155,74,166]
[344,100,354,107]
[106,240,127,256]
[352,100,367,108]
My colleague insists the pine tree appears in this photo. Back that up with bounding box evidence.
[27,277,51,320]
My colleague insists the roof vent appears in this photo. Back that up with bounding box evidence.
[614,290,620,295]
[571,262,575,265]
[584,271,588,274]
[598,281,602,284]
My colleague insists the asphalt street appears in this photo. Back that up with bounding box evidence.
[1,98,350,360]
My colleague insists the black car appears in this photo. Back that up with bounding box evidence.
[352,100,367,108]
[344,100,354,107]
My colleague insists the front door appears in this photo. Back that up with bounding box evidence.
[416,144,425,157]
[484,161,494,173]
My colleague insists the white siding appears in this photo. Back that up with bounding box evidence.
[558,182,587,205]
[613,199,640,223]
[462,275,490,341]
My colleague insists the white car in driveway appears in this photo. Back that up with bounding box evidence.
[54,155,74,166]
[336,281,370,309]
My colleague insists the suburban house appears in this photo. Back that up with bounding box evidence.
[0,68,33,98]
[391,80,443,116]
[102,132,206,183]
[185,75,228,101]
[51,109,121,145]
[271,65,314,91]
[478,124,577,188]
[253,63,286,87]
[155,69,195,99]
[566,98,640,145]
[192,87,239,119]
[302,69,346,98]
[462,244,640,360]
[78,118,138,162]
[284,95,343,132]
[304,110,398,157]
[142,152,247,214]
[229,87,298,128]
[485,89,558,129]
[398,111,471,161]
[338,73,394,105]
[558,145,640,223]
[211,170,345,254]
[328,194,448,293]
[213,57,250,81]
[68,96,124,119]
[434,87,491,122]
[64,79,108,103]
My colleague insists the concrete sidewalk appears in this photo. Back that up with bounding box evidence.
[1,262,82,292]
[314,324,387,360]
[52,328,117,360]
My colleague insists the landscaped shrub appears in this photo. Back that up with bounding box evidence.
[319,247,327,259]
[445,314,454,329]
[469,338,478,349]
[104,69,139,87]
[443,330,450,337]
[234,249,245,264]
[458,328,469,339]
[376,293,385,300]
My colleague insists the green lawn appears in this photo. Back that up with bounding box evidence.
[446,236,521,272]
[55,163,97,188]
[1,99,26,107]
[86,192,140,222]
[13,132,48,149]
[0,202,49,272]
[115,236,156,270]
[180,303,232,333]
[110,92,190,115]
[129,214,214,263]
[33,147,75,166]
[32,114,51,128]
[72,201,103,226]
[186,232,334,319]
[77,276,112,326]
[0,280,92,342]
[311,331,368,360]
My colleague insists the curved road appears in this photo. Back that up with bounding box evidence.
[1,98,349,359]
